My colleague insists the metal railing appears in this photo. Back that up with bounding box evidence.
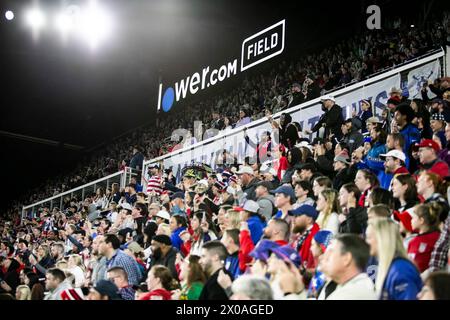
[21,167,138,220]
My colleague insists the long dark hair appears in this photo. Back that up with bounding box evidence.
[394,174,418,204]
[192,211,218,241]
[186,255,207,287]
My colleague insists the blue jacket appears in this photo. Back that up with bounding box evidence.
[400,124,420,154]
[247,215,266,245]
[381,257,423,300]
[171,227,187,251]
[358,142,386,182]
[225,252,241,279]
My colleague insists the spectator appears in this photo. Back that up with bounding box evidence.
[307,230,333,298]
[255,181,276,221]
[172,255,206,300]
[380,150,409,189]
[318,234,376,300]
[289,205,320,271]
[416,171,449,222]
[44,268,71,300]
[316,189,341,235]
[263,218,290,246]
[365,218,423,300]
[293,181,315,208]
[394,103,421,154]
[312,176,332,199]
[414,139,450,178]
[332,150,356,190]
[341,118,364,154]
[236,165,260,202]
[129,146,145,171]
[354,169,379,208]
[139,265,174,300]
[87,279,121,300]
[234,109,251,128]
[220,229,241,279]
[418,271,450,300]
[271,184,296,220]
[309,95,344,140]
[0,257,20,295]
[106,266,135,300]
[169,215,187,252]
[408,203,441,273]
[338,183,367,235]
[391,173,419,213]
[98,234,142,286]
[147,234,178,279]
[230,275,273,300]
[235,200,266,245]
[199,241,232,300]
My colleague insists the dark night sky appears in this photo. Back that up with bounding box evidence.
[0,0,444,208]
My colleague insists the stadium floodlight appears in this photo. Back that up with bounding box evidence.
[5,10,14,21]
[25,8,46,30]
[78,0,113,49]
[54,5,81,36]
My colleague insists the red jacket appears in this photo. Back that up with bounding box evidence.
[407,230,440,273]
[239,230,255,272]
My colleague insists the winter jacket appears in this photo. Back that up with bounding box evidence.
[312,104,344,139]
[358,142,386,178]
[242,177,261,202]
[339,206,368,235]
[341,125,364,154]
[257,195,276,221]
[380,257,422,300]
[333,165,357,191]
[247,215,266,245]
[400,124,421,154]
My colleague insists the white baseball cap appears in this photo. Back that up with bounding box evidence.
[156,210,170,221]
[320,95,336,103]
[235,165,254,175]
[380,150,406,162]
[119,203,133,211]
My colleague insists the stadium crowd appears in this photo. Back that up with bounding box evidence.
[1,12,450,301]
[5,18,449,211]
[2,68,450,299]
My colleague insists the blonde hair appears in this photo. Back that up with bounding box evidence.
[55,260,68,270]
[225,210,241,230]
[68,254,85,271]
[317,189,341,228]
[16,285,31,300]
[157,223,171,236]
[369,218,408,294]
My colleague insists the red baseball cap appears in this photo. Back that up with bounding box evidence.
[393,209,417,233]
[414,139,440,153]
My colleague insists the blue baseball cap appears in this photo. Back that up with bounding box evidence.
[249,240,280,262]
[271,245,302,268]
[288,205,318,220]
[270,184,296,200]
[313,230,334,252]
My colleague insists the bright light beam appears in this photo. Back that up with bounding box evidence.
[78,1,113,50]
[25,8,46,29]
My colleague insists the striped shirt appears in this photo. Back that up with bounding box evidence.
[147,174,163,195]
